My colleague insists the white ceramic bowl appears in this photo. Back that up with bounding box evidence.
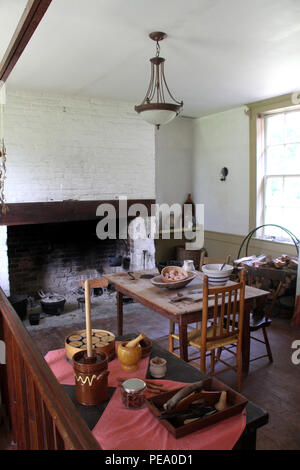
[202,264,233,286]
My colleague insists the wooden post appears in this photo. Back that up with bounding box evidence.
[84,281,93,357]
[0,0,53,83]
[117,291,123,336]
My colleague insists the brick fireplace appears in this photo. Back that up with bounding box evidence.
[0,199,156,297]
[7,220,128,296]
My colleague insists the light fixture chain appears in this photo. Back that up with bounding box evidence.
[156,41,160,57]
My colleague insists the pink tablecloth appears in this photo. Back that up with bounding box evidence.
[44,346,246,450]
[92,380,246,450]
[44,341,150,388]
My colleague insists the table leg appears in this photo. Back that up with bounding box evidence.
[117,291,123,336]
[179,318,188,362]
[242,299,252,373]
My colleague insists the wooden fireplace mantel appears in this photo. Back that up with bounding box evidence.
[0,199,155,226]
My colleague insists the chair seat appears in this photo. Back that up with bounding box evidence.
[249,313,271,331]
[186,325,238,350]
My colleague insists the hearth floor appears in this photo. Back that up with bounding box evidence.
[24,295,300,450]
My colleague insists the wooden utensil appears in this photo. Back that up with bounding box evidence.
[85,280,93,358]
[161,391,221,415]
[169,293,214,303]
[125,333,145,348]
[72,279,110,405]
[117,334,144,372]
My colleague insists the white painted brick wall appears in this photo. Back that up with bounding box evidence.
[3,90,155,203]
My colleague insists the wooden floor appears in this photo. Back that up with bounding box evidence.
[2,299,300,450]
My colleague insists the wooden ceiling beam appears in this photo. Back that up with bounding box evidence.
[0,200,156,226]
[0,0,52,83]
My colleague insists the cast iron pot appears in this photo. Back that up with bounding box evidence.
[40,298,66,315]
[8,295,28,321]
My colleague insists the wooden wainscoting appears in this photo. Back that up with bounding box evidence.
[204,230,297,262]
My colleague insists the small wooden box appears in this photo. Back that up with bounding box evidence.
[145,377,248,439]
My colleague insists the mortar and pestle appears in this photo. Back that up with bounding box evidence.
[117,333,145,372]
[72,280,109,406]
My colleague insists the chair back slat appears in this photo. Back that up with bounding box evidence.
[213,293,219,336]
[201,270,246,347]
[219,291,226,336]
[78,278,108,289]
[226,290,232,333]
[232,289,238,331]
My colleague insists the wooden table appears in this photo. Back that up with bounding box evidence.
[104,270,269,373]
[63,335,268,450]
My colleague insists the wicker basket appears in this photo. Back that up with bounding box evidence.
[176,246,206,269]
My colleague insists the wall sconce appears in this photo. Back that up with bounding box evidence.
[220,167,228,181]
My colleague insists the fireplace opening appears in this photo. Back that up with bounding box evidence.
[7,219,129,297]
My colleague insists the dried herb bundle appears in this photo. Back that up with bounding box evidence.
[0,137,7,215]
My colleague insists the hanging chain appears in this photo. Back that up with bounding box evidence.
[155,40,160,57]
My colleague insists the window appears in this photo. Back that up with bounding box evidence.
[261,109,300,241]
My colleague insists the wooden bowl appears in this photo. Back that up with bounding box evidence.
[124,336,152,358]
[117,340,142,372]
[161,266,188,283]
[151,272,196,289]
[65,329,115,362]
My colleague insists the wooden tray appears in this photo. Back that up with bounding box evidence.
[145,377,248,439]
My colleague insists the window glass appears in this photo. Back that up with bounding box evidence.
[285,144,300,174]
[285,111,300,143]
[266,145,285,175]
[265,114,285,145]
[265,176,283,206]
[283,177,300,207]
[263,110,300,239]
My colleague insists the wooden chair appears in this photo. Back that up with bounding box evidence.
[199,253,231,271]
[172,253,231,334]
[170,270,246,391]
[78,278,108,292]
[243,267,285,363]
[219,266,286,365]
[169,253,232,353]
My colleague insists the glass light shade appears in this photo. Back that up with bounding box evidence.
[139,109,177,126]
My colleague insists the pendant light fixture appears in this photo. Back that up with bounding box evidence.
[135,32,183,129]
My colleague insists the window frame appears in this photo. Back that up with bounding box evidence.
[247,93,300,244]
[262,110,300,240]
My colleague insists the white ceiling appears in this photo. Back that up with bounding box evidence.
[2,0,300,117]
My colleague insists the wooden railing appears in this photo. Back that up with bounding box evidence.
[0,288,101,450]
